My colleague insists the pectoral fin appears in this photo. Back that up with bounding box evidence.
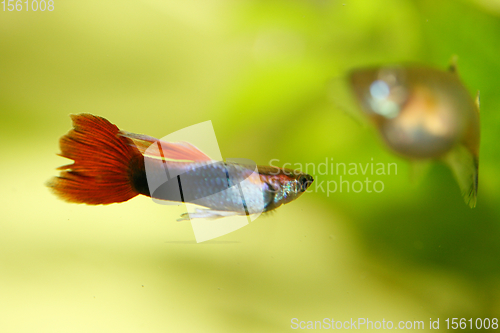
[443,144,479,208]
[327,75,369,127]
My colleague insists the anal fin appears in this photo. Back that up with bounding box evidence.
[177,208,243,221]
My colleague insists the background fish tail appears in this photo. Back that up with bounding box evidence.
[443,144,479,208]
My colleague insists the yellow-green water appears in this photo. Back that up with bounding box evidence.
[1,1,500,332]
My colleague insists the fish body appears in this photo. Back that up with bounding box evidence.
[348,63,480,207]
[137,158,312,214]
[49,114,313,219]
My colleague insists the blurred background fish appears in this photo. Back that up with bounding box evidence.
[346,61,480,207]
[48,114,313,220]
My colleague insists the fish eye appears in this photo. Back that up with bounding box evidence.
[361,67,408,119]
[370,80,390,100]
[298,175,311,192]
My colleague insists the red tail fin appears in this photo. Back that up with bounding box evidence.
[48,114,143,205]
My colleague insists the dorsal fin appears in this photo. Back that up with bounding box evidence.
[475,90,481,113]
[448,55,458,73]
[119,131,212,162]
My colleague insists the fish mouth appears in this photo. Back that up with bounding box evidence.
[298,174,314,192]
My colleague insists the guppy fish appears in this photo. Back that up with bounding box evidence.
[48,114,313,219]
[347,60,480,207]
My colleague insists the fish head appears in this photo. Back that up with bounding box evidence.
[348,66,471,159]
[259,167,314,211]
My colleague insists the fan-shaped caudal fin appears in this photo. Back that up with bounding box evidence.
[119,131,212,162]
[48,114,144,205]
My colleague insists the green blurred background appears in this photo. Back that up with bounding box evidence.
[1,0,500,332]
